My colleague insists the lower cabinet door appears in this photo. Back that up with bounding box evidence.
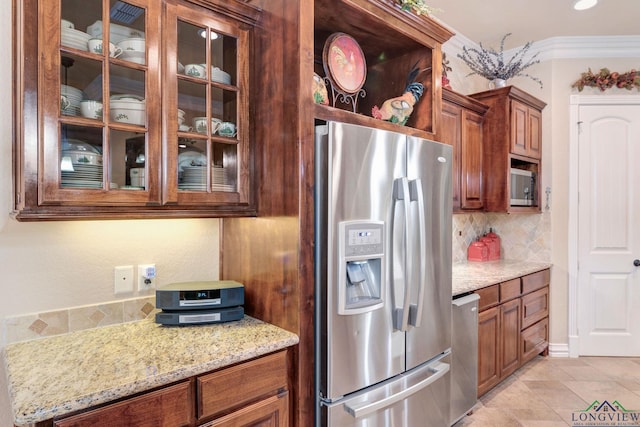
[53,381,194,427]
[500,298,521,379]
[477,306,500,396]
[202,392,289,427]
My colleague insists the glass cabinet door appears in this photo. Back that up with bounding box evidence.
[164,2,250,206]
[40,0,161,205]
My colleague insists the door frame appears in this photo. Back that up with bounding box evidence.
[568,94,640,357]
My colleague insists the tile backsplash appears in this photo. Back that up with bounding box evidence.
[2,212,550,346]
[2,297,155,346]
[453,212,551,264]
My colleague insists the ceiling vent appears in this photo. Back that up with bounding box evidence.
[109,1,144,25]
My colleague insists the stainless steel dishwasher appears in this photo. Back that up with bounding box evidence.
[450,293,480,426]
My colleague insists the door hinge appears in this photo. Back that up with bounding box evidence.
[577,121,583,134]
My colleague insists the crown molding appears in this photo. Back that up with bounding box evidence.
[444,33,640,61]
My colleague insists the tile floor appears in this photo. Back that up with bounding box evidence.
[454,356,640,426]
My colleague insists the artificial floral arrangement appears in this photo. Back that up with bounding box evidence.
[442,52,452,89]
[395,0,438,16]
[571,68,640,92]
[458,33,543,88]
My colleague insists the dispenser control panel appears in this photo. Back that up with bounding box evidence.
[343,222,384,257]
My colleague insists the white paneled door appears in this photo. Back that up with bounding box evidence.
[576,101,640,356]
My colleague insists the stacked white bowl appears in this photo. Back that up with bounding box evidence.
[110,95,146,126]
[61,84,83,116]
[117,38,146,65]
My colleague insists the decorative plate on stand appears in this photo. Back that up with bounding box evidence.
[322,32,367,111]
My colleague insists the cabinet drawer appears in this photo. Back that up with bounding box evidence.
[197,350,287,421]
[521,318,548,364]
[54,380,194,427]
[476,285,499,311]
[522,269,550,294]
[521,286,549,329]
[500,278,521,302]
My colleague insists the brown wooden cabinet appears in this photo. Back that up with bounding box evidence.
[510,99,543,159]
[220,3,455,427]
[312,0,454,139]
[13,0,260,220]
[469,86,546,213]
[441,88,488,211]
[477,305,500,396]
[48,351,289,427]
[475,269,550,396]
[53,380,195,427]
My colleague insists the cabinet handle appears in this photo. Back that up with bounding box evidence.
[634,259,640,267]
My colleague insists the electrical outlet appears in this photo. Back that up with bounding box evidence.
[114,266,134,294]
[138,264,156,291]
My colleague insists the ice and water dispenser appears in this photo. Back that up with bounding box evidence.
[338,220,385,315]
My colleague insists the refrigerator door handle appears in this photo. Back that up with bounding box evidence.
[343,361,450,419]
[408,178,426,327]
[392,177,412,332]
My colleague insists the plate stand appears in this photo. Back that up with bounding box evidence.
[324,77,366,113]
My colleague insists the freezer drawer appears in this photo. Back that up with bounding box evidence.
[451,293,480,425]
[320,353,451,427]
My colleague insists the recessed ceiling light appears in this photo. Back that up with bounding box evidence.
[574,0,597,10]
[198,29,219,40]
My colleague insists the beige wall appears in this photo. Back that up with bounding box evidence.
[0,7,221,327]
[445,38,640,352]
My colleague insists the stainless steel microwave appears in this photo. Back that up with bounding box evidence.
[510,168,536,206]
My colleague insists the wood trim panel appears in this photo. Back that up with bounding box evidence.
[197,351,287,421]
[476,285,499,311]
[53,380,194,427]
[477,306,500,397]
[499,278,521,302]
[204,392,289,427]
[499,298,521,379]
[521,318,549,364]
[521,286,549,330]
[522,269,550,294]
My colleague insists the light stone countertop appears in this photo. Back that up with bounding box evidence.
[453,259,552,296]
[3,315,299,426]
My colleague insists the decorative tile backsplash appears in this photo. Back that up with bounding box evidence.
[3,297,155,346]
[452,212,551,264]
[2,213,549,346]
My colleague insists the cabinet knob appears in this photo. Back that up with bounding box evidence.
[634,259,640,267]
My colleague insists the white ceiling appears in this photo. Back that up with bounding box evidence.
[424,0,640,49]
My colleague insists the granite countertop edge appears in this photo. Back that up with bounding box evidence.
[4,315,299,425]
[452,259,552,296]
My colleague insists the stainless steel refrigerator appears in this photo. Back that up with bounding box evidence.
[315,121,453,426]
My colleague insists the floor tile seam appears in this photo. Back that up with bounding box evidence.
[559,379,640,397]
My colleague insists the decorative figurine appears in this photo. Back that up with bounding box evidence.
[313,72,329,105]
[372,65,425,125]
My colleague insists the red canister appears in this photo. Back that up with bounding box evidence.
[484,228,501,260]
[467,240,489,262]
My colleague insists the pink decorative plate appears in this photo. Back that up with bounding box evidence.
[322,32,366,94]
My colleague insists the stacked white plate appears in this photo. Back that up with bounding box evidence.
[61,26,91,51]
[61,85,84,116]
[61,164,103,188]
[212,165,234,192]
[211,67,231,85]
[179,166,207,191]
[87,20,145,44]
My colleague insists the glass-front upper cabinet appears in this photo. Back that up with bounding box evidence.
[38,0,162,206]
[14,0,258,219]
[164,1,250,207]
